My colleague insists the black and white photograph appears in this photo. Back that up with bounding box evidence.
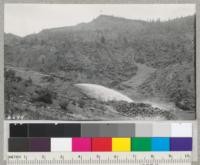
[4,4,196,120]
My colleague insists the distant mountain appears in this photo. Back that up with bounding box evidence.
[4,15,196,111]
[5,15,195,68]
[39,15,147,39]
[5,15,149,85]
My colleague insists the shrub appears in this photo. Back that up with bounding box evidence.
[5,69,22,82]
[59,100,69,110]
[42,76,55,83]
[5,69,15,80]
[24,77,32,87]
[32,88,55,104]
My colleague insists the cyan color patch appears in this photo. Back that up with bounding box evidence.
[151,138,170,151]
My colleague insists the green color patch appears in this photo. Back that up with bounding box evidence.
[131,137,151,151]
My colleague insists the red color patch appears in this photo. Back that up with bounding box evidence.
[92,138,112,151]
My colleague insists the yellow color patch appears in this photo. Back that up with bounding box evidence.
[112,138,131,152]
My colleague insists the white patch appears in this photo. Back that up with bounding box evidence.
[74,83,133,103]
[171,123,192,137]
[51,138,72,152]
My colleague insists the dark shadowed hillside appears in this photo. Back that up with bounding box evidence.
[4,15,195,120]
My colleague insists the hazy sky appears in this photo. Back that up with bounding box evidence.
[5,4,195,37]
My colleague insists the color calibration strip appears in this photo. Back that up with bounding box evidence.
[9,137,192,152]
[9,123,192,137]
[8,123,192,152]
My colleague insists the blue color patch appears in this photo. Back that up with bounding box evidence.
[151,138,170,151]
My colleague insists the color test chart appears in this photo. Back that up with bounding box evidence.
[5,122,195,165]
[8,123,193,152]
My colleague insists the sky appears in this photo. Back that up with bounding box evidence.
[5,4,195,37]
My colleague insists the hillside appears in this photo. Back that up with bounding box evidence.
[4,15,196,120]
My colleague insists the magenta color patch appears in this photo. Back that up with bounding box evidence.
[72,138,91,152]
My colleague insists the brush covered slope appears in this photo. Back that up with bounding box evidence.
[4,15,195,120]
